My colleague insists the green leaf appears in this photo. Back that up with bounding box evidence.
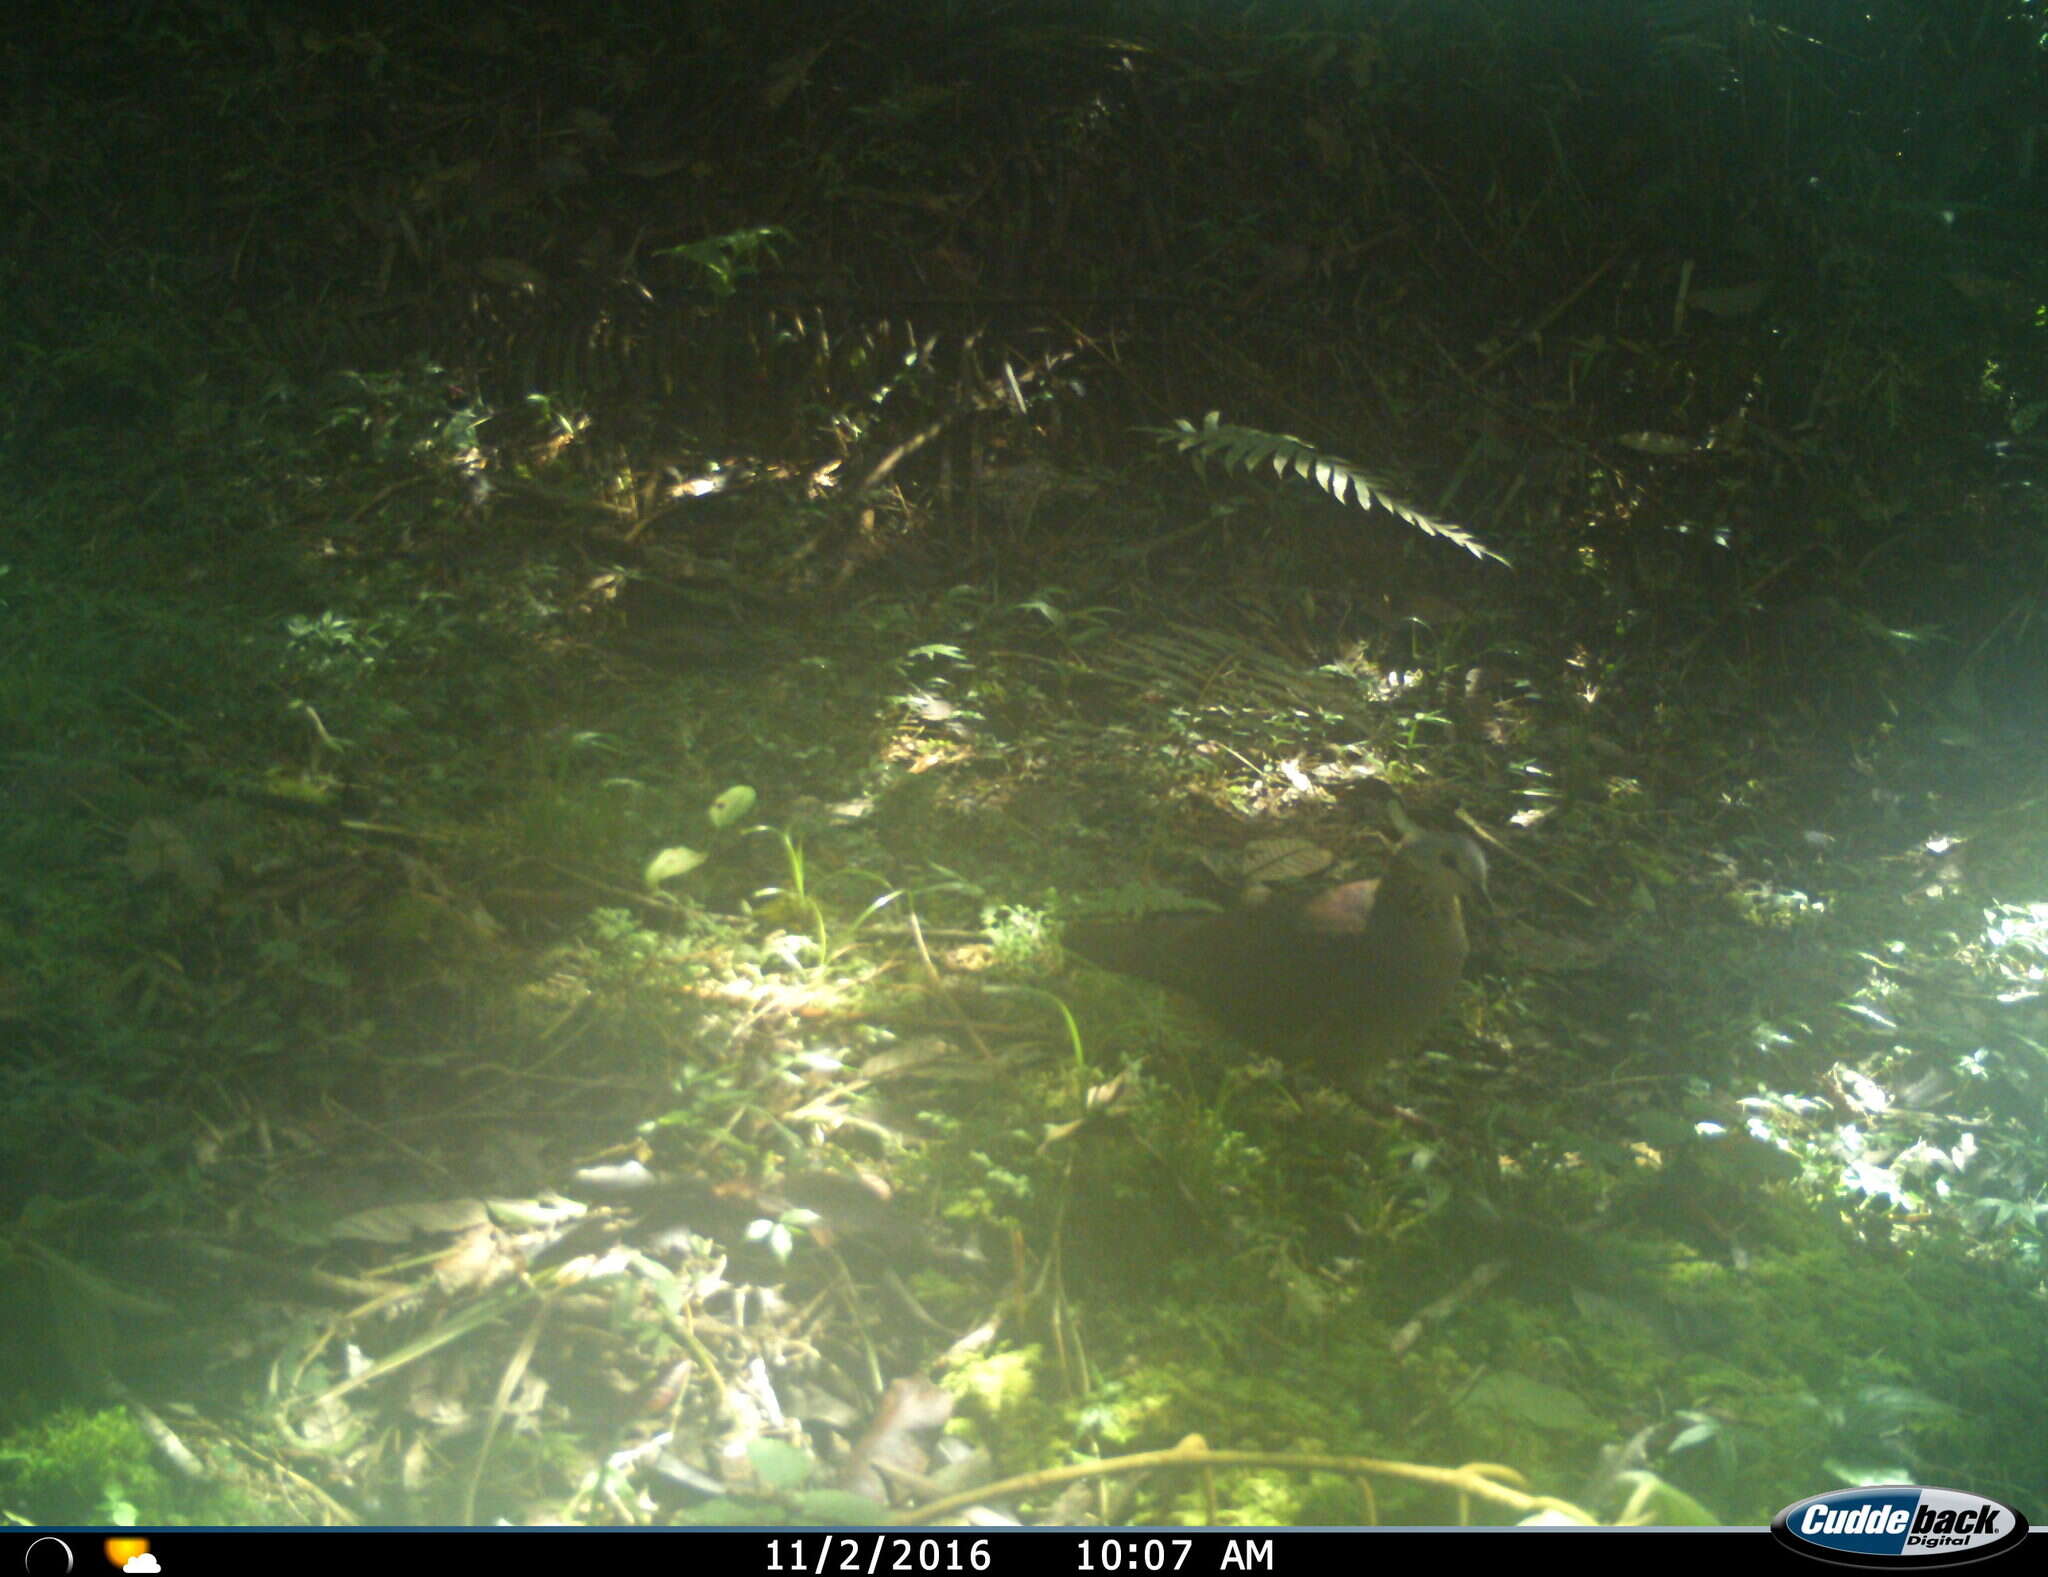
[1458,1371,1604,1437]
[708,785,757,830]
[748,1438,816,1490]
[645,845,709,887]
[1613,1471,1722,1526]
[673,1497,783,1525]
[793,1489,894,1523]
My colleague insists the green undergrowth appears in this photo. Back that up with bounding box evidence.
[889,981,2048,1523]
[0,1408,272,1526]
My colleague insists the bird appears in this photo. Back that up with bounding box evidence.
[1065,801,1489,1088]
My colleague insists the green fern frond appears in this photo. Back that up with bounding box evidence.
[1147,412,1507,564]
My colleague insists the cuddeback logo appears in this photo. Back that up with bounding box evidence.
[1771,1486,2029,1567]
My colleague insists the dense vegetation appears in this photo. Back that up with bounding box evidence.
[2,0,2045,1528]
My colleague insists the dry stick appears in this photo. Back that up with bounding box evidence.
[903,905,997,1062]
[1466,249,1625,383]
[890,1440,1593,1527]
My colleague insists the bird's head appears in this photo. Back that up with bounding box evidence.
[1400,827,1490,911]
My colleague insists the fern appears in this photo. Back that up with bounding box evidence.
[1147,412,1506,564]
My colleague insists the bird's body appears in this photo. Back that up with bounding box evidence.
[1066,824,1488,1086]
